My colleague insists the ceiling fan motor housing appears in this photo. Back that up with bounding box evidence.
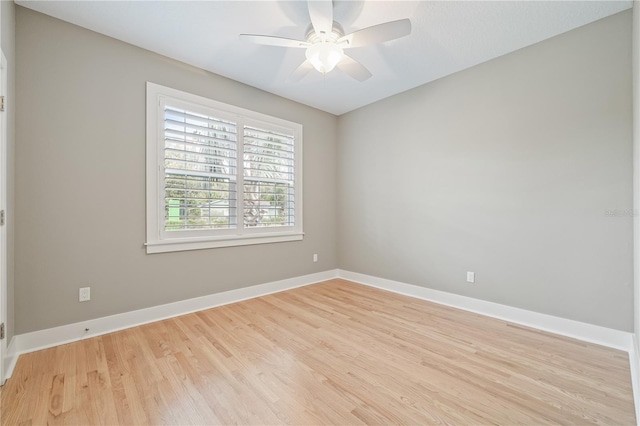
[305,22,345,45]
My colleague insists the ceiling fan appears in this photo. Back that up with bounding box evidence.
[239,1,412,82]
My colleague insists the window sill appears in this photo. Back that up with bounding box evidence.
[145,232,304,254]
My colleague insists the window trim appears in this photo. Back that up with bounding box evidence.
[146,82,303,254]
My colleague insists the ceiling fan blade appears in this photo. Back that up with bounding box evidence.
[239,34,309,48]
[288,60,315,83]
[308,0,333,37]
[338,19,411,48]
[336,55,372,82]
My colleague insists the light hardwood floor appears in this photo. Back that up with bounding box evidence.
[1,279,635,425]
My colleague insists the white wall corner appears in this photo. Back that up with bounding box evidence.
[632,1,640,422]
[3,335,17,383]
[633,0,640,369]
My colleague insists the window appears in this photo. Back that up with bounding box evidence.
[146,83,303,253]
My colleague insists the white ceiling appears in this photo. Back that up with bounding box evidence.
[16,0,632,115]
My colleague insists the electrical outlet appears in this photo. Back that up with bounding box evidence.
[466,272,475,283]
[313,253,318,262]
[79,287,91,302]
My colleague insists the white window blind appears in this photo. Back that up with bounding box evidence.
[146,83,303,253]
[243,125,295,228]
[163,106,238,231]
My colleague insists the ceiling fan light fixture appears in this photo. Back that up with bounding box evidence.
[240,1,411,82]
[305,42,344,74]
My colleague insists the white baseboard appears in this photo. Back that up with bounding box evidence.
[338,269,634,352]
[629,335,640,425]
[4,267,636,398]
[4,269,339,380]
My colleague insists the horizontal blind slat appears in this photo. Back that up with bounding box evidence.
[244,146,294,160]
[165,168,235,179]
[165,108,236,128]
[244,125,294,141]
[244,137,293,152]
[165,154,233,163]
[165,135,237,153]
[165,123,236,139]
[164,108,238,134]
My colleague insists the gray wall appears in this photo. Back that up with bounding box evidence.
[13,7,635,335]
[15,7,338,334]
[3,0,15,342]
[337,11,633,331]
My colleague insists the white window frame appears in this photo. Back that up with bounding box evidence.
[146,82,303,254]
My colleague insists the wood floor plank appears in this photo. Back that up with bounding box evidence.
[1,279,635,425]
